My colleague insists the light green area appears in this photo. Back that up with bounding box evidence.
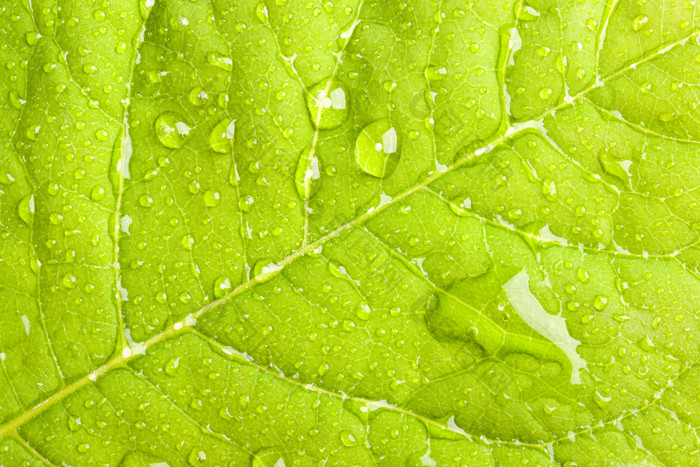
[1,0,700,465]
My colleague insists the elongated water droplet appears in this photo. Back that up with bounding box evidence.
[426,65,447,81]
[306,79,349,130]
[209,118,235,153]
[18,194,34,226]
[0,172,15,185]
[9,90,25,110]
[251,448,286,467]
[597,149,629,185]
[632,14,649,31]
[155,112,191,149]
[354,118,400,178]
[294,144,322,199]
[164,357,179,376]
[206,52,232,71]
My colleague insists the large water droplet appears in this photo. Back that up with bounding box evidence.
[213,276,232,298]
[354,118,400,178]
[632,14,649,31]
[18,194,34,226]
[209,118,235,153]
[251,448,286,467]
[164,357,179,376]
[155,112,191,149]
[206,52,232,71]
[597,149,629,185]
[306,79,349,130]
[294,144,322,199]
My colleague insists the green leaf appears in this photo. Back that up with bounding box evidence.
[1,0,699,465]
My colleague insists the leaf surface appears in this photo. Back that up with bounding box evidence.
[1,0,700,465]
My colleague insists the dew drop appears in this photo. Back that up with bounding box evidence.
[355,302,372,320]
[426,65,447,81]
[354,118,400,178]
[18,194,34,226]
[206,52,233,71]
[203,190,221,207]
[0,172,15,185]
[91,185,106,201]
[209,118,236,153]
[181,235,195,250]
[188,86,208,106]
[155,112,191,149]
[294,144,322,199]
[25,31,41,45]
[305,79,349,130]
[214,276,232,299]
[164,357,179,376]
[632,14,649,31]
[340,430,358,447]
[592,295,608,311]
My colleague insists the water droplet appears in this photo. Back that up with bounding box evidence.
[305,79,349,130]
[155,112,191,149]
[355,302,372,320]
[188,448,207,465]
[18,194,34,226]
[91,186,106,201]
[67,416,81,432]
[251,448,286,467]
[138,194,153,208]
[62,274,77,289]
[213,276,232,299]
[426,66,447,81]
[49,212,63,224]
[594,391,612,409]
[317,362,329,375]
[354,118,400,178]
[25,31,41,45]
[188,86,208,106]
[203,190,221,207]
[164,357,179,376]
[255,2,270,25]
[597,150,629,184]
[340,430,358,447]
[9,90,25,110]
[295,144,322,199]
[632,14,649,31]
[206,52,232,71]
[181,235,195,250]
[0,172,15,185]
[209,118,235,153]
[592,295,608,311]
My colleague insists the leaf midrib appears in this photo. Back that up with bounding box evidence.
[1,18,697,447]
